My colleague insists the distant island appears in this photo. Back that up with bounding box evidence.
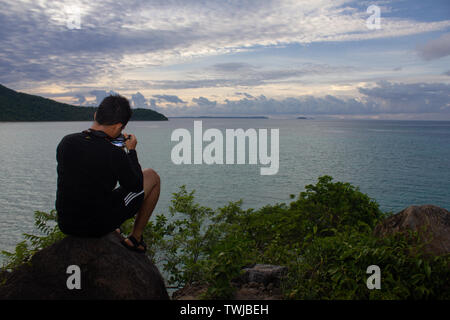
[169,116,268,119]
[0,84,167,121]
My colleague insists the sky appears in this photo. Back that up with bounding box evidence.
[0,0,449,119]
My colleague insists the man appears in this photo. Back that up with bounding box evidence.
[55,94,160,253]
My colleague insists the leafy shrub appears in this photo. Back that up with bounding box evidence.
[1,210,65,270]
[282,230,450,299]
[2,176,449,299]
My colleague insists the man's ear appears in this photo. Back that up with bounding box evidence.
[113,123,123,133]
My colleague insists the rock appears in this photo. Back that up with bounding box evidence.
[171,283,208,300]
[233,282,283,300]
[0,232,169,300]
[234,286,261,300]
[239,264,288,287]
[172,264,288,300]
[374,205,450,255]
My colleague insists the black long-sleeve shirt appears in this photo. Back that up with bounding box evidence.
[55,129,143,233]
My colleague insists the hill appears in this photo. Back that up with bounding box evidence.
[0,84,168,121]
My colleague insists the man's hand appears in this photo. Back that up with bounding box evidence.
[123,132,137,150]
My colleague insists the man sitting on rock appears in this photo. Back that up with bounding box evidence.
[55,94,160,253]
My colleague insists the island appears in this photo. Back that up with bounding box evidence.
[0,84,167,121]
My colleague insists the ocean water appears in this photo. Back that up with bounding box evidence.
[0,119,449,257]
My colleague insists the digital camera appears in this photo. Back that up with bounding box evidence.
[110,134,130,148]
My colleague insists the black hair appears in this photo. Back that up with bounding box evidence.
[95,94,132,127]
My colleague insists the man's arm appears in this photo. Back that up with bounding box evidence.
[110,134,143,192]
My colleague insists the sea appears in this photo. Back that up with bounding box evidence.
[1,119,449,259]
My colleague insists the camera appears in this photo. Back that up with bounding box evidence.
[110,134,130,148]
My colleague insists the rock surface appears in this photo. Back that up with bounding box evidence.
[172,264,287,300]
[374,205,450,255]
[237,264,288,287]
[0,232,169,300]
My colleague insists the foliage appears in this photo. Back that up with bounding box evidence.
[282,230,450,299]
[157,186,215,286]
[1,210,65,270]
[2,176,449,299]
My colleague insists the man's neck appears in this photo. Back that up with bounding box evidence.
[90,123,115,138]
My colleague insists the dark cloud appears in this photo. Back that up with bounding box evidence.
[164,94,367,116]
[163,81,450,116]
[89,90,119,105]
[0,1,215,86]
[131,92,148,108]
[152,94,185,103]
[149,98,157,108]
[417,33,450,60]
[0,0,280,87]
[151,63,356,89]
[211,62,256,72]
[1,0,449,89]
[73,94,86,106]
[192,96,217,107]
[358,81,450,113]
[55,80,449,117]
[150,78,239,89]
[235,92,254,98]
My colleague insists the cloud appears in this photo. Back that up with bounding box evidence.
[150,63,357,89]
[444,70,450,76]
[211,62,256,73]
[149,98,158,108]
[73,93,86,106]
[163,94,366,116]
[163,81,450,116]
[89,90,118,105]
[417,33,450,60]
[1,0,450,87]
[358,81,450,113]
[152,94,185,104]
[60,80,450,117]
[192,96,217,108]
[235,92,255,99]
[131,91,148,108]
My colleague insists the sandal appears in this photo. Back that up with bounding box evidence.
[121,235,147,254]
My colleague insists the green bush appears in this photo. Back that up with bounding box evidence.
[282,230,450,299]
[1,210,65,270]
[2,176,449,299]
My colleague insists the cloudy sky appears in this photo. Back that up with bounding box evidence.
[1,0,449,119]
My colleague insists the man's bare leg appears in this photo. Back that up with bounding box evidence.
[124,168,161,250]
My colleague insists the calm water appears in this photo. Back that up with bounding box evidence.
[1,119,450,257]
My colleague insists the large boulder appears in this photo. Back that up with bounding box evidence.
[374,205,450,255]
[0,232,169,300]
[172,264,287,300]
[237,264,288,287]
